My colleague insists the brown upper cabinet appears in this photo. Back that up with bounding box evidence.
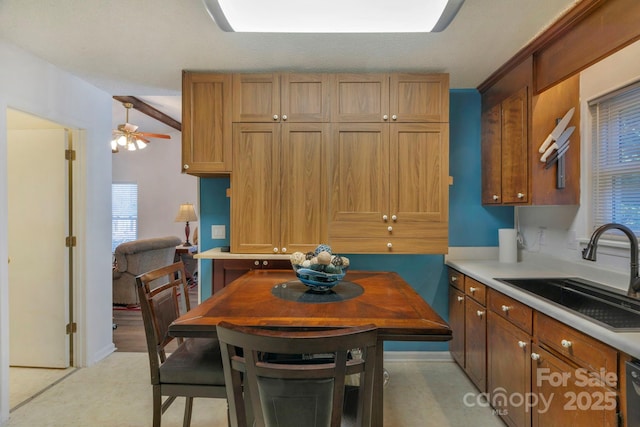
[481,86,529,205]
[232,73,330,123]
[181,72,233,175]
[332,73,449,123]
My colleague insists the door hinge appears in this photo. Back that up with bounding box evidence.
[66,322,77,334]
[66,236,77,247]
[65,149,76,161]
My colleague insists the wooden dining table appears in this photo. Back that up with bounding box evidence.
[169,269,452,426]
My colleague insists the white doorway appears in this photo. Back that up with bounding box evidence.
[6,109,74,406]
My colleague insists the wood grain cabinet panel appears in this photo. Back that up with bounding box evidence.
[211,258,291,295]
[390,73,449,123]
[449,285,466,368]
[231,122,329,255]
[488,310,532,427]
[332,73,389,122]
[531,344,618,427]
[181,72,232,175]
[466,297,487,392]
[481,87,529,205]
[232,73,281,122]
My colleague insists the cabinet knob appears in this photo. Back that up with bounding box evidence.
[469,286,477,293]
[518,341,527,349]
[254,260,260,266]
[183,164,190,170]
[383,115,389,121]
[387,242,393,249]
[273,114,279,120]
[517,192,525,199]
[531,353,541,361]
[476,310,485,317]
[281,247,287,253]
[457,296,464,302]
[492,194,499,201]
[561,339,572,348]
[391,215,397,221]
[501,305,511,312]
[451,276,457,282]
[273,247,279,253]
[382,215,388,221]
[282,114,288,121]
[387,226,393,232]
[391,114,397,121]
[263,260,268,266]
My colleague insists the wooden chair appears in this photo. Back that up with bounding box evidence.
[217,322,378,427]
[136,261,227,427]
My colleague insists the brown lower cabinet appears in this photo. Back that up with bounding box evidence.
[487,310,532,427]
[211,258,291,294]
[449,268,627,426]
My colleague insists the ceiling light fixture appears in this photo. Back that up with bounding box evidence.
[202,0,465,33]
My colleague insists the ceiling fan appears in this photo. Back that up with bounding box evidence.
[111,102,171,153]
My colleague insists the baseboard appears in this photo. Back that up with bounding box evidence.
[384,351,453,362]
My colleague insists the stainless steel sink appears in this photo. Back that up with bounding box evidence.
[495,277,640,332]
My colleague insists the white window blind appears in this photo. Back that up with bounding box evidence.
[112,183,138,251]
[589,81,640,236]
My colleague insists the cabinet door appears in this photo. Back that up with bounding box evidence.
[332,74,389,122]
[389,73,449,123]
[329,123,389,226]
[281,73,330,122]
[488,310,532,427]
[212,258,256,294]
[501,87,529,204]
[388,122,448,253]
[280,123,329,254]
[233,73,280,122]
[531,344,618,427]
[466,298,487,392]
[231,123,281,253]
[481,103,502,204]
[182,72,232,174]
[449,286,465,368]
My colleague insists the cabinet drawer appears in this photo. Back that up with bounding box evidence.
[465,277,486,305]
[534,312,618,388]
[448,268,464,291]
[488,290,532,334]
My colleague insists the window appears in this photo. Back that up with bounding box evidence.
[112,183,138,251]
[589,81,640,236]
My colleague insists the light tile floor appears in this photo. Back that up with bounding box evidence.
[6,353,505,427]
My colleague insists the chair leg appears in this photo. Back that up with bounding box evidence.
[183,396,194,427]
[152,387,162,427]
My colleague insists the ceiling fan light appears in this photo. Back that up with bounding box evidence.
[110,138,119,151]
[127,141,137,151]
[135,139,147,150]
[203,0,464,33]
[116,135,127,146]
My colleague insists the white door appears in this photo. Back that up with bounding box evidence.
[8,128,70,368]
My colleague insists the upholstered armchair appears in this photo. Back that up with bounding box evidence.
[112,236,182,305]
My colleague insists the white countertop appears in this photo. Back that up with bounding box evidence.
[445,250,640,360]
[195,247,291,260]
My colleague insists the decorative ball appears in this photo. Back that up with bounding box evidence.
[314,244,332,256]
[330,255,344,267]
[290,251,306,266]
[317,251,332,265]
[305,251,315,260]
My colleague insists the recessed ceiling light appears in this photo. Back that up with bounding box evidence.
[202,0,465,33]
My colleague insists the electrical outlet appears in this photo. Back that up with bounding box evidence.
[211,225,226,239]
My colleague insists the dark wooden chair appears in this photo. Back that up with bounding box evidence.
[216,322,378,427]
[136,261,227,427]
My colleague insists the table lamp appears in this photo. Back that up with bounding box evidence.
[175,203,198,246]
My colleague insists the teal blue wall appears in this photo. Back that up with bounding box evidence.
[198,89,513,351]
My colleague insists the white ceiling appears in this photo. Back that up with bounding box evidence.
[0,0,577,133]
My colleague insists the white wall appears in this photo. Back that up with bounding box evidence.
[0,41,113,423]
[111,129,199,242]
[518,39,640,275]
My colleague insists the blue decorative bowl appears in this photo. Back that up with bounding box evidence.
[293,266,346,292]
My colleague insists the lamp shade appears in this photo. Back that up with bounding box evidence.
[175,203,198,223]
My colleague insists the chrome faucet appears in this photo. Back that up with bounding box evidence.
[582,223,640,298]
